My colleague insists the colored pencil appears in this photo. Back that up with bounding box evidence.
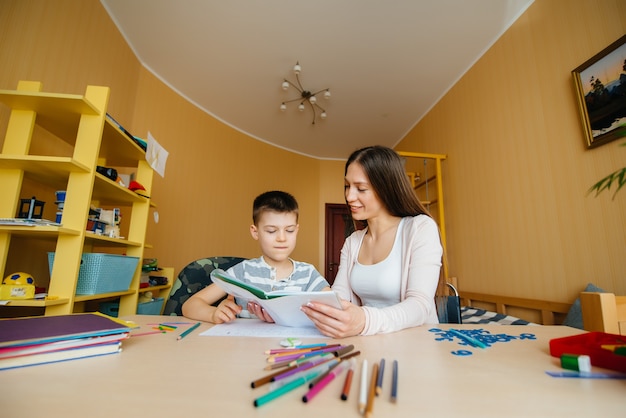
[391,360,398,403]
[267,345,347,363]
[265,343,332,355]
[376,358,385,396]
[358,359,368,414]
[365,362,378,418]
[177,322,201,340]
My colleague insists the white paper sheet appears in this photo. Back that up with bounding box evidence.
[199,319,328,338]
[146,131,168,178]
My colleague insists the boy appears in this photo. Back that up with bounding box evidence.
[182,190,330,323]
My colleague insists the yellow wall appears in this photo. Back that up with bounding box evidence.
[0,0,331,279]
[1,0,624,305]
[396,0,626,301]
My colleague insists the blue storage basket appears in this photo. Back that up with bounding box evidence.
[48,252,139,295]
[137,297,165,315]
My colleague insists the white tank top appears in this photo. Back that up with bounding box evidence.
[350,218,404,307]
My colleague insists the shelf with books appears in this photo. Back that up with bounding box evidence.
[0,81,155,317]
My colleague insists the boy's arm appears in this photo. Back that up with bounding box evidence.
[181,283,241,323]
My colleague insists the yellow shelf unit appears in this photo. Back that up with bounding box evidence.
[397,151,448,280]
[0,81,155,316]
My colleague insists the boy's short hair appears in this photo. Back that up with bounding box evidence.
[252,191,299,225]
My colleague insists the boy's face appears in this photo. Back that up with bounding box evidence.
[250,210,299,264]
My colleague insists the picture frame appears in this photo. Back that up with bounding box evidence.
[572,34,626,149]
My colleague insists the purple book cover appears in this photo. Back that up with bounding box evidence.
[0,313,131,348]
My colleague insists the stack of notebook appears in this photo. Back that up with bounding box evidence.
[0,313,132,371]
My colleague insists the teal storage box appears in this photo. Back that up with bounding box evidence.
[48,252,139,295]
[137,297,165,315]
[99,301,120,317]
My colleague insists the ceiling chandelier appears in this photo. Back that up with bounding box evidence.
[280,62,331,125]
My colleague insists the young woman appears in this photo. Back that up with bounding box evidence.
[301,146,443,337]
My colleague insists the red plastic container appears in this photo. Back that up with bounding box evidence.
[549,331,626,373]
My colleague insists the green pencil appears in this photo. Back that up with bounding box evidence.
[177,322,201,340]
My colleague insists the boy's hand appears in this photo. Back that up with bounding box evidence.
[247,301,275,323]
[211,295,242,323]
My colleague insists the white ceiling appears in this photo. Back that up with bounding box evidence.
[100,0,533,160]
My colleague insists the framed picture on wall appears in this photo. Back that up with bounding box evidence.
[572,34,626,149]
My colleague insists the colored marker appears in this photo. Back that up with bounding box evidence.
[303,360,350,402]
[341,358,356,401]
[254,369,321,407]
[272,355,335,382]
[251,364,299,388]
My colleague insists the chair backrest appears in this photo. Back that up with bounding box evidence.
[580,291,626,335]
[436,282,462,324]
[163,256,246,316]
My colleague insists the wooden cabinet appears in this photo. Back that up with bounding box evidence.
[0,81,171,316]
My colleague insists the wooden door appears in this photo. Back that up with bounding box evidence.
[324,203,355,284]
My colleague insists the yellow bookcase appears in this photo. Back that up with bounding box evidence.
[0,81,171,316]
[397,151,448,280]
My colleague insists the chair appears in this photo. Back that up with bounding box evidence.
[436,281,462,324]
[580,291,626,335]
[163,256,246,316]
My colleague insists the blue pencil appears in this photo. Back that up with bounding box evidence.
[376,358,385,395]
[391,360,398,403]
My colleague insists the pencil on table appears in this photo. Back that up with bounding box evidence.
[358,359,368,414]
[176,322,200,341]
[365,362,379,418]
[391,359,398,403]
[376,358,385,396]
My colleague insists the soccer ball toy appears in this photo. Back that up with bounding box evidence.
[3,272,35,286]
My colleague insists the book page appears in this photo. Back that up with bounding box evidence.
[210,269,342,327]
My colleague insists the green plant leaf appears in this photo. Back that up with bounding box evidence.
[588,143,626,199]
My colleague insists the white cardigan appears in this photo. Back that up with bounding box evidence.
[331,215,443,335]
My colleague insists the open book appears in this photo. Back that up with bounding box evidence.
[210,269,342,328]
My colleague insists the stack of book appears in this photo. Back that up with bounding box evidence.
[0,313,131,371]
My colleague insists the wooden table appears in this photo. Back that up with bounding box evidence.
[1,315,623,417]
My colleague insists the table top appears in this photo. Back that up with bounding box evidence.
[1,315,623,418]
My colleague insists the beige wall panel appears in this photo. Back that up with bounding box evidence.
[131,70,323,273]
[0,0,141,152]
[396,0,626,302]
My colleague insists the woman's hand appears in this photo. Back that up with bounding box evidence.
[247,301,275,323]
[301,299,365,338]
[211,295,242,323]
